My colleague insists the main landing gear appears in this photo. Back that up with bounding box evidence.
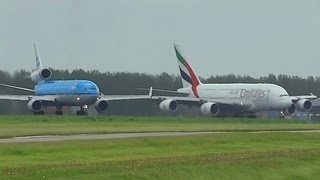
[76,105,88,116]
[230,112,257,118]
[33,111,44,115]
[55,106,63,115]
[32,106,88,115]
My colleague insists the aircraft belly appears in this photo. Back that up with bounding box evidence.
[250,99,268,111]
[267,99,288,111]
[55,95,98,106]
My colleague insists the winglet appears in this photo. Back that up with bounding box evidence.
[310,93,317,99]
[34,43,42,69]
[148,87,153,97]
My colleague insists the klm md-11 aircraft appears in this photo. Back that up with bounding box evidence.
[0,44,149,115]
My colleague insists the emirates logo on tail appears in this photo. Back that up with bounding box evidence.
[174,44,201,98]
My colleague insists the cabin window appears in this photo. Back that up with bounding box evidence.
[279,94,289,97]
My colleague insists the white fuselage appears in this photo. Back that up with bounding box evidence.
[178,83,292,112]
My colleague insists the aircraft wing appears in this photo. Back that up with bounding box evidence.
[0,95,32,101]
[0,93,151,102]
[138,87,252,110]
[149,95,252,110]
[136,88,189,95]
[0,83,35,93]
[99,87,154,101]
[100,95,151,101]
[0,95,56,102]
[290,93,317,102]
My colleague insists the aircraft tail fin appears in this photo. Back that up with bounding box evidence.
[174,43,202,88]
[34,43,43,69]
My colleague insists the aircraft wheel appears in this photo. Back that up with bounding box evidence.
[76,111,87,116]
[55,110,63,115]
[247,114,257,118]
[33,111,45,115]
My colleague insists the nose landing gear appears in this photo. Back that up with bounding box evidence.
[279,110,285,119]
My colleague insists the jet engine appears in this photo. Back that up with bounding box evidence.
[94,100,109,112]
[200,102,219,116]
[159,99,178,112]
[30,68,52,82]
[286,103,296,114]
[27,99,43,112]
[296,99,312,111]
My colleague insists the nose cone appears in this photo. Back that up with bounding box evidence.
[86,83,100,94]
[276,85,292,109]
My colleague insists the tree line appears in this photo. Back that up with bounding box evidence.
[0,69,319,115]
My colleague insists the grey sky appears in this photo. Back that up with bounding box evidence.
[1,0,320,78]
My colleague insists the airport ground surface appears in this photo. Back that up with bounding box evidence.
[1,116,320,179]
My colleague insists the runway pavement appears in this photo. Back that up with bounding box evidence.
[1,130,320,143]
[0,132,213,143]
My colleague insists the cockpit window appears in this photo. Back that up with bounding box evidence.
[84,86,97,91]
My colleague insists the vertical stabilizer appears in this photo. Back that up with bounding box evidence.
[174,44,202,88]
[34,43,42,69]
[30,44,52,82]
[174,44,202,97]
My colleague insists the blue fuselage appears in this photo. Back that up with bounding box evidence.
[35,80,100,95]
[34,80,100,106]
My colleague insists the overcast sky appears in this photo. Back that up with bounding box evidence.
[1,0,320,78]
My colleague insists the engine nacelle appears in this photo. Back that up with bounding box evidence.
[286,103,296,114]
[159,99,178,112]
[27,99,43,112]
[94,100,109,112]
[30,68,52,82]
[296,99,312,111]
[200,102,219,116]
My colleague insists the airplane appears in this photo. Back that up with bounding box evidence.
[146,44,317,116]
[0,44,150,115]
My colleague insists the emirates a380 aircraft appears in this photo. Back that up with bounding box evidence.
[149,44,316,116]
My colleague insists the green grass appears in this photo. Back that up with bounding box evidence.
[0,115,320,138]
[1,132,320,179]
[1,116,320,179]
